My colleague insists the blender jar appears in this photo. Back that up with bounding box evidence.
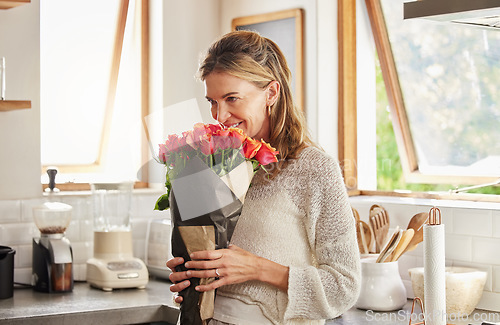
[91,182,133,232]
[87,182,149,290]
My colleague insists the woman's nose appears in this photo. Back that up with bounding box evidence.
[214,102,231,123]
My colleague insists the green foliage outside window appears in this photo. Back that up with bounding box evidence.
[375,55,500,195]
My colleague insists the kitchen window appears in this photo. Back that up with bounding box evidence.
[356,0,500,196]
[40,0,149,189]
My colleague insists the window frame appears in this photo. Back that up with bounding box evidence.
[41,0,150,191]
[338,0,500,202]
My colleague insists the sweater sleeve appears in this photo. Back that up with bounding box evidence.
[283,151,361,321]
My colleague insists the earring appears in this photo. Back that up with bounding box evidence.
[267,105,271,115]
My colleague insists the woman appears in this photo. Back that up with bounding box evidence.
[167,30,360,325]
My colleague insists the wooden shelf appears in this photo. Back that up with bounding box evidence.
[0,0,30,10]
[0,100,31,111]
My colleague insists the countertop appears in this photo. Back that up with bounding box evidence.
[0,278,179,325]
[1,279,499,325]
[329,301,500,325]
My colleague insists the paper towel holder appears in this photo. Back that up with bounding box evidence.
[408,296,455,325]
[408,297,425,325]
[429,207,442,225]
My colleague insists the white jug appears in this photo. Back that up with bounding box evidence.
[355,256,407,311]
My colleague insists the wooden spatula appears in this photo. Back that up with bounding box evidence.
[389,228,414,262]
[376,227,401,263]
[369,206,390,253]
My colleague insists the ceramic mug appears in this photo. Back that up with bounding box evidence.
[355,256,407,311]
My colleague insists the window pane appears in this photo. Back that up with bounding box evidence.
[40,0,142,183]
[380,0,500,177]
[41,0,119,165]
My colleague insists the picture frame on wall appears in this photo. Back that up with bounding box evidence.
[232,8,305,111]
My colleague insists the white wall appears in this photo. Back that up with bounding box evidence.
[162,0,220,123]
[0,1,41,200]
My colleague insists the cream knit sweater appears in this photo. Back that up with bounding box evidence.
[216,146,361,324]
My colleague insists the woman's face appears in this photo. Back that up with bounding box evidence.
[204,72,278,142]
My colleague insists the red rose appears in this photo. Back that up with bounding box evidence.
[193,123,209,141]
[227,128,246,147]
[165,134,182,152]
[199,134,215,155]
[158,144,168,163]
[242,138,262,159]
[212,135,234,151]
[254,141,279,165]
[205,123,223,134]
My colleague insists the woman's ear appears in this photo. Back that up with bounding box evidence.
[266,81,280,106]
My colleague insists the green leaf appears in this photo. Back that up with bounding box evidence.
[154,193,170,210]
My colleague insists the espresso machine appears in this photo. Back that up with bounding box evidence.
[32,202,74,293]
[86,182,148,291]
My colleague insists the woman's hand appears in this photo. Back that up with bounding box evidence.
[184,244,289,293]
[166,257,191,303]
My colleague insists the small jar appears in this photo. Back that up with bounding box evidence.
[355,256,407,311]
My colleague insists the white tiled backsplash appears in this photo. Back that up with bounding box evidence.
[350,195,500,312]
[0,190,169,284]
[1,192,500,311]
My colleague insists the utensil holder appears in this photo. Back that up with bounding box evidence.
[355,256,407,311]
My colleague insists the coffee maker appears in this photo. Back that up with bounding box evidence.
[86,182,148,291]
[32,202,73,293]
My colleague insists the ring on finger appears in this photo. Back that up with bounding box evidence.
[215,268,220,277]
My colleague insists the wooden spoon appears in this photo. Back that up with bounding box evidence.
[376,227,401,263]
[389,228,414,262]
[362,220,375,253]
[352,207,360,222]
[402,212,428,254]
[356,220,373,254]
[356,221,369,254]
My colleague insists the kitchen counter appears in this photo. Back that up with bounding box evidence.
[0,278,179,325]
[329,301,500,325]
[2,279,499,325]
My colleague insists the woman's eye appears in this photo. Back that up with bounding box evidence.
[207,99,217,107]
[226,97,238,103]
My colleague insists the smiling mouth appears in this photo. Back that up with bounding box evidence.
[226,122,242,128]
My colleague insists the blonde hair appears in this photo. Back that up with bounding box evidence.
[198,30,313,172]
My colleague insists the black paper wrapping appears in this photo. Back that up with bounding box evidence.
[170,189,243,325]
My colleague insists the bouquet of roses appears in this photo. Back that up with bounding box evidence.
[155,123,278,325]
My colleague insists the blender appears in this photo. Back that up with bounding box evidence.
[86,182,148,291]
[32,202,74,293]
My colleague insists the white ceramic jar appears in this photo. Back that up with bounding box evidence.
[355,256,407,311]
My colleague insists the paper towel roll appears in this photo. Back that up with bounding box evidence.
[424,224,446,325]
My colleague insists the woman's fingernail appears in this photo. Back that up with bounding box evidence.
[185,262,190,268]
[186,271,192,277]
[195,286,200,291]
